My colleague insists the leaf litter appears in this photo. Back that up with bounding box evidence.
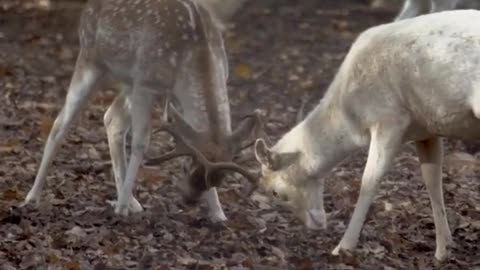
[0,0,479,269]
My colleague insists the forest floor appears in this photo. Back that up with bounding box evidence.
[0,0,479,269]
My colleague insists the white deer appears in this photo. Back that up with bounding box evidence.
[21,0,263,221]
[253,10,480,261]
[396,0,459,20]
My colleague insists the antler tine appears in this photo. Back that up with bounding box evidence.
[146,103,259,190]
[144,148,190,165]
[204,161,259,186]
[162,121,259,188]
[254,109,273,147]
[296,95,309,124]
[205,161,259,197]
[162,96,170,122]
[149,97,217,164]
[167,103,201,140]
[144,124,193,166]
[145,98,192,166]
[231,109,272,150]
[163,128,259,188]
[152,100,201,137]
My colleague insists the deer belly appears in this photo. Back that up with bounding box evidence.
[425,111,480,140]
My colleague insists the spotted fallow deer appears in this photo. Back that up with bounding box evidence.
[395,0,459,20]
[21,0,264,221]
[253,10,480,261]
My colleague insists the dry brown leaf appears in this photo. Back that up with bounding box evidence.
[39,117,54,140]
[235,63,253,79]
[0,138,21,153]
[295,259,314,270]
[331,19,349,31]
[62,260,82,270]
[0,65,13,77]
[0,145,19,154]
[3,189,23,201]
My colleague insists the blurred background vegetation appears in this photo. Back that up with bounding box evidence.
[3,0,479,15]
[1,0,405,12]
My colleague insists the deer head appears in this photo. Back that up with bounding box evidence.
[252,96,328,228]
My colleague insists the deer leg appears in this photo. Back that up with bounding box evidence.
[115,91,153,216]
[203,187,227,223]
[103,95,143,213]
[395,0,430,21]
[415,137,452,261]
[23,52,102,207]
[332,121,406,255]
[302,180,327,230]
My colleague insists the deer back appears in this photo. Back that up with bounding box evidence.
[329,10,480,140]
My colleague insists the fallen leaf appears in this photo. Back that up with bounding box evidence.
[39,117,54,140]
[3,189,23,201]
[0,138,21,153]
[235,63,253,79]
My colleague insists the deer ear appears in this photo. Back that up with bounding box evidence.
[254,138,279,170]
[278,151,300,168]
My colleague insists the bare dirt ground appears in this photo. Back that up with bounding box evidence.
[0,0,479,269]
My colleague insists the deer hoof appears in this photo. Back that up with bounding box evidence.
[21,191,41,208]
[114,203,130,216]
[208,211,228,223]
[332,241,356,256]
[107,198,143,215]
[304,209,327,230]
[434,248,449,262]
[129,198,144,213]
[331,245,342,256]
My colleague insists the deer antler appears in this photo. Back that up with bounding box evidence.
[146,98,199,164]
[144,102,259,189]
[296,95,309,124]
[230,108,272,153]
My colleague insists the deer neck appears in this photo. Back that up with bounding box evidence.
[173,57,231,144]
[197,6,231,145]
[275,90,360,180]
[171,3,232,148]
